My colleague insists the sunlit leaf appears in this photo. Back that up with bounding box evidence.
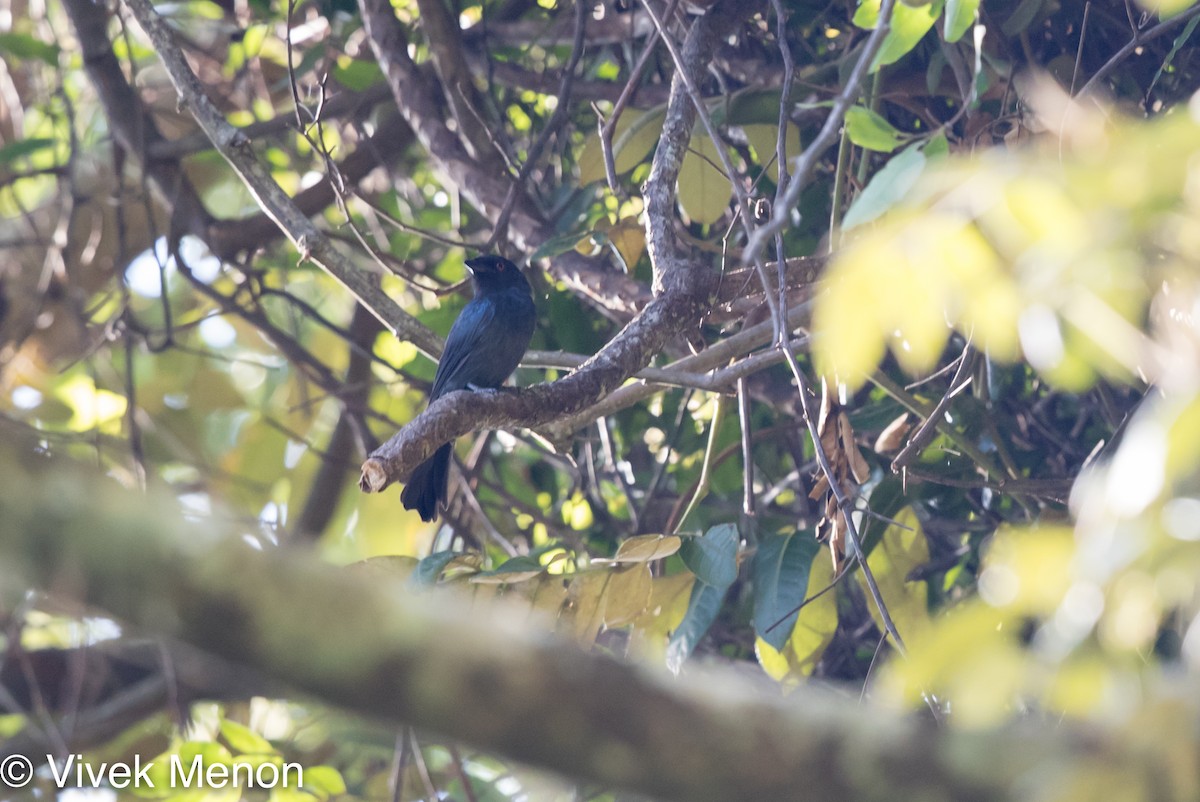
[943,0,979,42]
[0,33,59,64]
[854,0,945,71]
[845,106,906,153]
[219,719,275,755]
[0,137,55,165]
[629,573,696,661]
[856,506,932,643]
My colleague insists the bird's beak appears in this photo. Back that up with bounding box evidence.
[464,257,481,274]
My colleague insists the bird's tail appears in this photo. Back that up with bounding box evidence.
[401,443,452,522]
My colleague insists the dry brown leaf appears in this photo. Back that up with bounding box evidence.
[839,412,872,484]
[874,412,912,453]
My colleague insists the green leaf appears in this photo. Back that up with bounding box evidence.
[331,59,383,91]
[594,534,682,564]
[666,579,729,672]
[0,137,55,165]
[470,554,545,584]
[577,107,667,185]
[677,132,732,225]
[219,719,275,755]
[717,85,807,126]
[0,32,59,65]
[300,765,347,798]
[411,550,460,586]
[944,0,979,42]
[854,0,944,70]
[1149,14,1200,97]
[752,531,820,650]
[1001,0,1045,36]
[528,230,589,263]
[842,142,927,230]
[679,523,739,587]
[845,106,906,153]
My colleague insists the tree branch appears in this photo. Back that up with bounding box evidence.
[120,0,442,359]
[2,450,1161,802]
[358,1,746,492]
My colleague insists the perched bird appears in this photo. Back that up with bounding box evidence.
[401,254,537,522]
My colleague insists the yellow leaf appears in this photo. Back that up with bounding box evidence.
[594,534,682,565]
[755,557,838,681]
[603,564,653,626]
[628,573,696,661]
[743,122,802,183]
[578,107,667,185]
[677,132,732,225]
[566,571,611,643]
[858,506,931,643]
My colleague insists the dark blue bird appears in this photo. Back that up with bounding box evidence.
[401,254,537,522]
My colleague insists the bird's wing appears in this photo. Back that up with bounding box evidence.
[429,297,496,399]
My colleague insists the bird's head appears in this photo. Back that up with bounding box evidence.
[465,254,530,292]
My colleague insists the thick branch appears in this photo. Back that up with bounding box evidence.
[359,1,745,491]
[1,452,1155,802]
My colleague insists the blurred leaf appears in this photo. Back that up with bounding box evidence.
[678,133,732,225]
[717,86,810,126]
[300,766,347,799]
[856,507,931,642]
[0,32,59,64]
[529,230,590,264]
[219,719,274,755]
[943,0,979,42]
[331,59,383,91]
[351,556,420,582]
[1149,14,1200,96]
[854,0,944,70]
[411,551,462,586]
[0,137,55,165]
[845,106,906,153]
[1001,0,1045,36]
[752,530,820,650]
[470,555,546,584]
[842,142,926,230]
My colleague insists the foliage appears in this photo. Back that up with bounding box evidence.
[5,0,1200,797]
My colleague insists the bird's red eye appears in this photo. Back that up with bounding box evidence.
[496,262,505,271]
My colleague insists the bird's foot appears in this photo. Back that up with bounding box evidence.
[467,383,517,395]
